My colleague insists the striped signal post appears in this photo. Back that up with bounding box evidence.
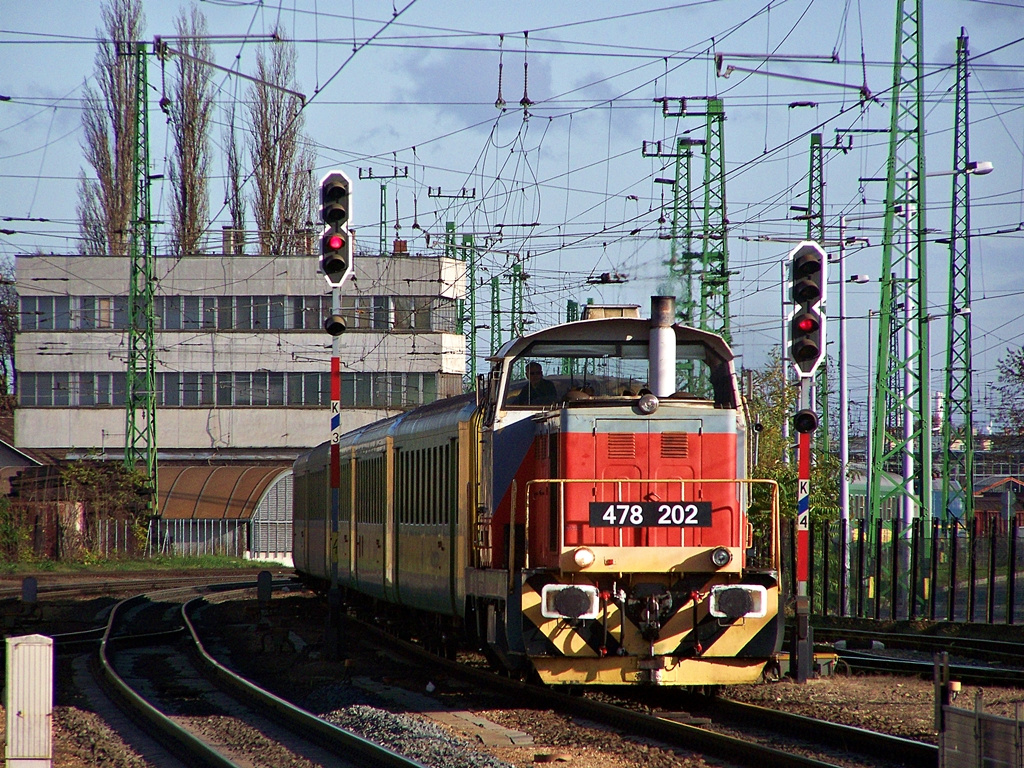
[787,241,827,683]
[319,170,354,660]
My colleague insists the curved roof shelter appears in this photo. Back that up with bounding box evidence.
[158,465,290,520]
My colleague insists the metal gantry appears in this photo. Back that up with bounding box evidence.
[869,0,930,524]
[805,133,830,455]
[125,41,158,509]
[699,98,732,345]
[941,29,975,522]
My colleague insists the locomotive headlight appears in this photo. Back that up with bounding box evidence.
[573,547,596,568]
[541,584,601,620]
[638,393,660,414]
[709,584,768,619]
[710,546,733,568]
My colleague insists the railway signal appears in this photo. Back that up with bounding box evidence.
[319,171,353,289]
[788,241,827,378]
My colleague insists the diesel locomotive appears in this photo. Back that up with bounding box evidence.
[293,296,783,686]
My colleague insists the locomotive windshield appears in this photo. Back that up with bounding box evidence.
[502,339,735,409]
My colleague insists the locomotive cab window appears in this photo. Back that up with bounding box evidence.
[502,340,735,409]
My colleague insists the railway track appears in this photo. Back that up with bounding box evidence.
[91,582,427,768]
[812,626,1024,686]
[342,616,936,768]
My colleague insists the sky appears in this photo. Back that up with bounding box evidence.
[2,0,1024,433]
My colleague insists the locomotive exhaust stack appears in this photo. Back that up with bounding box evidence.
[649,295,677,399]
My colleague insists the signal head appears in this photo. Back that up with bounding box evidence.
[791,247,822,278]
[324,313,347,336]
[792,276,822,304]
[793,408,819,434]
[320,172,351,227]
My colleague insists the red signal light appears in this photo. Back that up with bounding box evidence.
[796,316,817,332]
[328,233,345,251]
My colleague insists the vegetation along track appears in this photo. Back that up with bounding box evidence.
[342,614,937,768]
[96,582,426,768]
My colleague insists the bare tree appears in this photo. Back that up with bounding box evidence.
[247,32,315,256]
[166,5,213,256]
[78,0,145,257]
[224,98,247,254]
[0,258,17,398]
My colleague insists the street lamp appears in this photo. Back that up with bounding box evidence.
[837,217,871,615]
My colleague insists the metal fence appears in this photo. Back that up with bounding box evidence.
[148,518,249,558]
[785,517,1024,623]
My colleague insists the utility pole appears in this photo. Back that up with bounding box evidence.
[462,233,477,385]
[869,0,930,539]
[125,42,157,511]
[357,166,408,256]
[941,29,975,524]
[490,275,501,356]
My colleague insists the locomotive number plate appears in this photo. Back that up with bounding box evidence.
[588,502,712,527]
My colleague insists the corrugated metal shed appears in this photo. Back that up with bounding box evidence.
[159,465,289,521]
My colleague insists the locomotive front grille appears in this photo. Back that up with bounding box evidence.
[661,432,689,458]
[606,433,636,459]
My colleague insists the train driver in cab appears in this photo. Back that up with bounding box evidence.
[514,362,558,405]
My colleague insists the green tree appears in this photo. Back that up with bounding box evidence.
[745,349,842,523]
[993,347,1024,448]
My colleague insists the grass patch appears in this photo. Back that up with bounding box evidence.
[0,554,285,576]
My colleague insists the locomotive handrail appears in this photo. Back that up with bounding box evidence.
[520,477,781,572]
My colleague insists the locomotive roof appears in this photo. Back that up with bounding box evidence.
[489,317,734,363]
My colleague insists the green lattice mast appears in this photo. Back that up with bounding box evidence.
[125,42,158,510]
[869,0,930,522]
[940,29,975,522]
[698,98,731,344]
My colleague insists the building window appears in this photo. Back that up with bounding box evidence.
[216,372,232,406]
[161,296,182,330]
[17,368,447,408]
[113,297,128,329]
[20,297,37,331]
[162,372,180,406]
[269,296,285,330]
[218,297,233,330]
[202,297,218,329]
[183,297,202,329]
[236,296,252,330]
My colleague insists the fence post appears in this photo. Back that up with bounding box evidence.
[949,521,959,621]
[1009,522,1018,626]
[874,518,884,621]
[910,518,921,620]
[808,518,816,614]
[821,520,830,617]
[968,522,979,623]
[988,521,998,624]
[930,517,939,621]
[857,518,867,618]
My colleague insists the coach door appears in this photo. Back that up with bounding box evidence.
[589,418,703,548]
